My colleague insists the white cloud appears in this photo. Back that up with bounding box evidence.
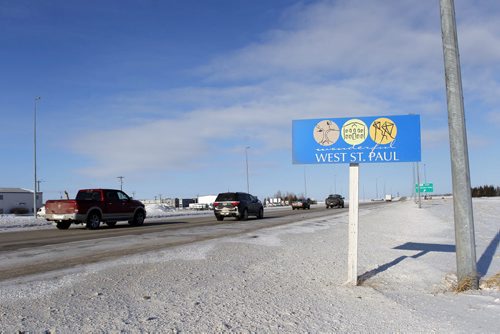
[421,127,449,149]
[73,81,393,176]
[200,0,441,81]
[71,0,500,178]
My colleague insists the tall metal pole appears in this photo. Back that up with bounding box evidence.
[424,163,427,184]
[303,166,307,198]
[245,146,250,193]
[439,0,478,289]
[33,96,41,218]
[412,163,417,202]
[416,162,422,208]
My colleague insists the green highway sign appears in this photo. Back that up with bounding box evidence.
[416,182,434,193]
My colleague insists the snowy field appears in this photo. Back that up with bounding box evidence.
[0,198,498,332]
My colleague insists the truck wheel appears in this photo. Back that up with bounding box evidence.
[56,221,71,230]
[86,212,101,230]
[130,210,145,226]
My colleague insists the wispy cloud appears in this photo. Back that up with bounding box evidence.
[71,0,500,178]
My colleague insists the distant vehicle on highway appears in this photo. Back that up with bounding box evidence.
[291,198,311,210]
[325,194,345,209]
[213,192,264,221]
[44,189,146,230]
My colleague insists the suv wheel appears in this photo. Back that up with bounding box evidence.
[215,215,224,221]
[129,211,145,226]
[257,208,264,219]
[239,209,248,221]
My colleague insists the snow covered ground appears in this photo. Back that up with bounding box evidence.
[0,198,498,332]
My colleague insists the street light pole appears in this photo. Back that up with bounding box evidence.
[245,146,250,193]
[440,0,478,289]
[303,166,307,198]
[33,96,41,218]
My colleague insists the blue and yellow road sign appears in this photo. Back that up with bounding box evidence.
[292,114,421,164]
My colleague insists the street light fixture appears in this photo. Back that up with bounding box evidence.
[245,146,250,193]
[33,96,41,218]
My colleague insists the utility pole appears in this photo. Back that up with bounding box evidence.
[36,180,43,192]
[412,163,417,202]
[117,176,124,191]
[424,163,427,184]
[440,0,478,289]
[303,166,308,198]
[245,146,250,193]
[33,96,41,218]
[416,162,422,208]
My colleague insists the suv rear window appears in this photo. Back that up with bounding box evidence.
[215,193,238,201]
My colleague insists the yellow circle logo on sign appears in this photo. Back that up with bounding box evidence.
[370,117,397,144]
[341,119,368,145]
[313,120,340,146]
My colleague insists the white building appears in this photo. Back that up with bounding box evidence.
[0,188,43,214]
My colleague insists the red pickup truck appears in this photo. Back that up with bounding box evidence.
[45,189,146,230]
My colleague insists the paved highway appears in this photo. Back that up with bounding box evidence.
[0,203,385,281]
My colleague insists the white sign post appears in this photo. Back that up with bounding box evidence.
[347,163,359,285]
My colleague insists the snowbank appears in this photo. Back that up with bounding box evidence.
[0,198,498,332]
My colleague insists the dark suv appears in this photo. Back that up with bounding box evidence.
[325,194,345,209]
[213,192,264,221]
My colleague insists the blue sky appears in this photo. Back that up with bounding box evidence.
[1,0,499,201]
